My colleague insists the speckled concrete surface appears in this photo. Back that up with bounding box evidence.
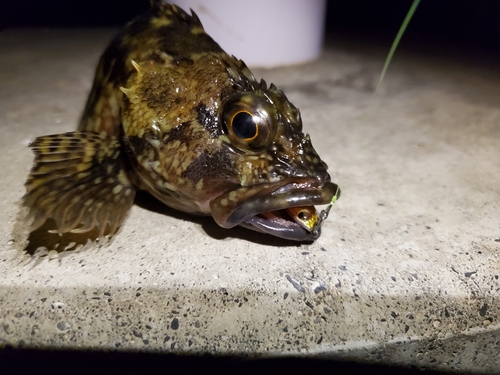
[0,29,499,373]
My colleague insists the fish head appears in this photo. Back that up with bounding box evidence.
[210,72,341,241]
[120,56,340,241]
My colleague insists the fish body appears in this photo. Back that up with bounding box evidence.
[24,1,340,242]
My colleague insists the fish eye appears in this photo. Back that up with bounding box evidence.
[222,94,277,151]
[231,111,258,140]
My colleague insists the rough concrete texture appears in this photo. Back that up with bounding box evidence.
[0,30,499,372]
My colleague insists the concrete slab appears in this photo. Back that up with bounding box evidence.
[0,29,499,372]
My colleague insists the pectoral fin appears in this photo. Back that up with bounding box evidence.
[23,131,136,238]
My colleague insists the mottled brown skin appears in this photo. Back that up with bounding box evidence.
[23,1,340,241]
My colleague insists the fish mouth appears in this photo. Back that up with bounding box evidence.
[210,179,340,241]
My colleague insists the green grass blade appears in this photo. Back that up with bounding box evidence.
[376,0,421,92]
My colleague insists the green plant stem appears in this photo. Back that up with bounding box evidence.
[376,0,421,92]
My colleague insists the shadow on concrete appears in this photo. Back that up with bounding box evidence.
[134,191,307,248]
[15,191,307,256]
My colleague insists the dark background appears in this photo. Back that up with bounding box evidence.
[0,347,445,375]
[2,0,500,58]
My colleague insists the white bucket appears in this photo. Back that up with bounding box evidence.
[173,0,327,68]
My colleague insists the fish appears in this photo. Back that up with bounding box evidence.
[23,0,340,242]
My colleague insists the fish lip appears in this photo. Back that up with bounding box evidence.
[210,179,339,241]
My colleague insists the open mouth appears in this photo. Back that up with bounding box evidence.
[242,206,323,241]
[210,180,340,241]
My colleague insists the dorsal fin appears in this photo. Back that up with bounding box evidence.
[150,0,204,28]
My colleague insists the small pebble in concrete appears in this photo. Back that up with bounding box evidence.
[51,302,64,309]
[313,284,327,294]
[285,275,305,293]
[171,318,179,330]
[478,304,488,317]
[56,321,71,331]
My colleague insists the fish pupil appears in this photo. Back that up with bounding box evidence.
[232,112,257,139]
